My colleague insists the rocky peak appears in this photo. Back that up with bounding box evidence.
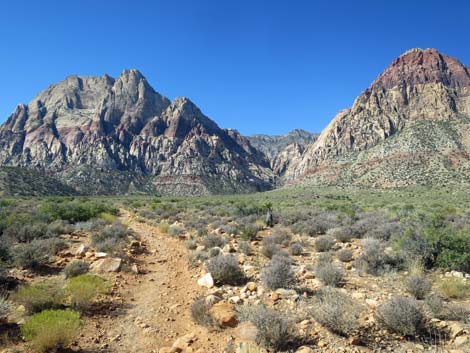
[286,48,470,185]
[370,48,470,90]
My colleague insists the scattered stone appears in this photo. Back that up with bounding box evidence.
[197,273,214,288]
[95,252,108,258]
[75,244,87,256]
[210,302,238,328]
[90,258,122,273]
[296,347,315,353]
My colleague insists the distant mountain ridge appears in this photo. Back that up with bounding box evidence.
[0,70,274,195]
[285,48,470,187]
[1,48,469,195]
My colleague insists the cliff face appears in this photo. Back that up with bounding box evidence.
[0,70,273,195]
[286,48,470,187]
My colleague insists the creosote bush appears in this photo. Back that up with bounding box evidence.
[64,260,89,279]
[66,274,109,311]
[315,235,336,252]
[376,296,428,337]
[14,280,65,314]
[405,274,432,300]
[21,309,81,353]
[237,305,292,350]
[240,223,261,241]
[311,287,362,336]
[238,241,252,255]
[261,254,294,290]
[206,255,245,285]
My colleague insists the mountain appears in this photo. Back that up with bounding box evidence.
[286,48,470,188]
[247,129,319,177]
[0,70,273,195]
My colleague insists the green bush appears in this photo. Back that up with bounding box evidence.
[14,280,65,314]
[42,200,117,223]
[438,278,470,299]
[21,309,81,352]
[240,223,261,241]
[66,274,109,311]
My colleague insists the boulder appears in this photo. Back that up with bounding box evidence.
[210,302,238,327]
[90,258,122,273]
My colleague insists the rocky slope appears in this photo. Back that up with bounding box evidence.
[0,70,273,195]
[286,48,470,187]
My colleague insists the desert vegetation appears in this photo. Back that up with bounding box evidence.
[0,187,469,352]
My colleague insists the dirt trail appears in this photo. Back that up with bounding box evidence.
[101,209,231,353]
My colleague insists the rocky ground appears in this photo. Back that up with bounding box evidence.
[1,206,469,353]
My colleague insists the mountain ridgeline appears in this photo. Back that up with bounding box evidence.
[0,48,469,195]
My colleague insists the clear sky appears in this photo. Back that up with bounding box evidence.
[1,0,469,135]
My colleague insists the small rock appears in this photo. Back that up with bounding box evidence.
[295,347,315,353]
[234,321,258,341]
[75,244,87,256]
[454,335,470,346]
[210,302,238,327]
[197,273,214,288]
[95,252,108,258]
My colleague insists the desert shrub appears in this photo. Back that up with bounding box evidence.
[289,242,303,256]
[0,295,11,321]
[64,260,89,279]
[66,274,109,311]
[221,224,239,235]
[337,249,353,262]
[21,309,81,353]
[158,221,170,234]
[327,227,353,243]
[405,275,432,300]
[356,238,390,275]
[261,242,282,259]
[237,305,292,350]
[240,223,261,241]
[206,255,245,285]
[316,262,344,287]
[376,296,428,337]
[261,254,294,290]
[270,228,292,246]
[11,240,53,270]
[425,294,470,322]
[351,212,389,238]
[168,224,184,237]
[14,280,65,314]
[366,221,402,241]
[46,220,73,237]
[42,200,117,223]
[202,234,226,249]
[185,239,198,250]
[315,236,336,252]
[238,241,252,255]
[188,250,208,267]
[317,252,333,266]
[190,297,216,327]
[311,287,362,336]
[438,278,470,299]
[91,221,129,252]
[3,222,48,243]
[208,247,222,257]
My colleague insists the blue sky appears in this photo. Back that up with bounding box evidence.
[1,0,469,135]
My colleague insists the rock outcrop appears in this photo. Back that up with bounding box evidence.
[286,48,470,187]
[0,70,273,195]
